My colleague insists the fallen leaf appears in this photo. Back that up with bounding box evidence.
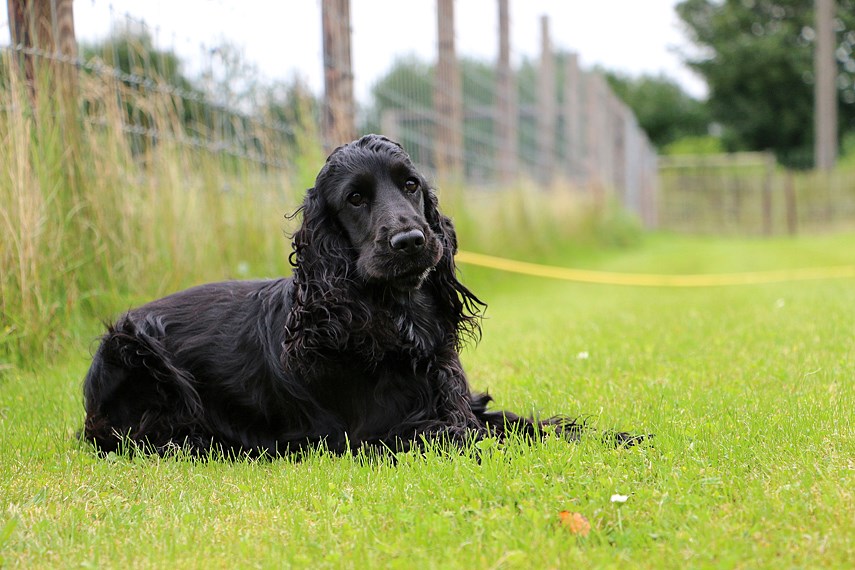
[558,511,591,536]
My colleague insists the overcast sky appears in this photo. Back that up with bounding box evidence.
[2,0,707,100]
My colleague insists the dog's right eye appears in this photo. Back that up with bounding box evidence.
[347,192,367,207]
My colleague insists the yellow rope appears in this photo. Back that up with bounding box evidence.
[455,250,855,288]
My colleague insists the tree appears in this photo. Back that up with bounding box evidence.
[200,42,262,112]
[80,29,204,154]
[362,56,497,170]
[364,53,712,172]
[257,77,321,149]
[676,0,855,167]
[602,71,711,149]
[81,30,189,88]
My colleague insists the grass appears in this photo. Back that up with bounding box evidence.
[2,48,853,569]
[2,233,854,568]
[0,53,323,366]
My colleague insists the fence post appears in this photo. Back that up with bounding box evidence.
[562,52,581,184]
[814,0,837,170]
[585,73,604,204]
[612,97,628,201]
[7,0,81,187]
[435,0,463,180]
[600,81,616,196]
[762,152,775,235]
[644,142,659,228]
[7,0,78,105]
[785,169,798,235]
[623,113,641,217]
[536,15,556,186]
[321,0,356,151]
[495,0,517,186]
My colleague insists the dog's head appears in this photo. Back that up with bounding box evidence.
[292,134,447,291]
[285,135,483,365]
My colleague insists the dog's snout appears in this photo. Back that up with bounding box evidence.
[390,229,426,254]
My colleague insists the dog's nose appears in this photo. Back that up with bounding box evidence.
[390,229,426,254]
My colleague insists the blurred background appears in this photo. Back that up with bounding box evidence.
[4,0,855,227]
[1,0,855,363]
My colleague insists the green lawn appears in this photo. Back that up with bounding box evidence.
[2,234,854,568]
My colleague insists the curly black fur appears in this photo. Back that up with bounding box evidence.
[81,134,581,457]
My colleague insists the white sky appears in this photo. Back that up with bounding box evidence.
[2,0,707,100]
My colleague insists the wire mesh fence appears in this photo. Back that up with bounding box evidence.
[1,0,659,226]
[659,153,855,235]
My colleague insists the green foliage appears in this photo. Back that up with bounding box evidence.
[676,0,855,167]
[362,56,434,167]
[80,29,195,94]
[80,28,203,149]
[366,55,434,113]
[603,71,711,148]
[257,78,322,156]
[662,134,725,155]
[78,30,320,162]
[839,130,855,167]
[362,56,497,171]
[363,53,710,169]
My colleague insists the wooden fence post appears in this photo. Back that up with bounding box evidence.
[536,15,556,186]
[7,0,81,186]
[612,97,628,200]
[435,0,463,180]
[495,0,517,185]
[321,0,356,151]
[762,152,775,235]
[644,142,659,228]
[599,80,616,195]
[785,169,798,235]
[585,73,606,204]
[562,52,581,184]
[7,0,78,104]
[814,0,837,170]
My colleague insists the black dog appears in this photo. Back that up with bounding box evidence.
[82,134,580,457]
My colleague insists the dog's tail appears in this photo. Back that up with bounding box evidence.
[82,315,203,453]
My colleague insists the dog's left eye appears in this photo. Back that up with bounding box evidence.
[347,192,367,207]
[404,178,420,193]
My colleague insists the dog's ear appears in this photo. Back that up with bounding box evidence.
[423,187,485,347]
[284,185,372,372]
[423,187,455,254]
[289,186,351,278]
